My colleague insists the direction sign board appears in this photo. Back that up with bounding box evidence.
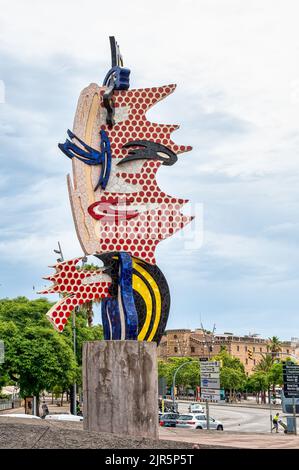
[200,361,220,368]
[283,363,299,398]
[202,380,220,390]
[201,372,220,380]
[200,362,220,373]
[201,378,220,389]
[201,388,221,401]
[200,361,220,401]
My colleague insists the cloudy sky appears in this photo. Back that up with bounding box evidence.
[1,0,299,339]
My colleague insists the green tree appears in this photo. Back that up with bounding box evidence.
[247,371,269,404]
[255,353,274,373]
[0,320,77,414]
[220,367,246,402]
[0,297,52,328]
[254,353,274,402]
[267,336,282,358]
[79,263,101,327]
[0,296,104,413]
[268,362,283,389]
[158,357,200,392]
[213,350,245,373]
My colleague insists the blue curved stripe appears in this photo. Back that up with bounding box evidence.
[119,252,138,340]
[101,297,121,340]
[58,129,112,192]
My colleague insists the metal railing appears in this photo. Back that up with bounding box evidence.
[0,398,22,411]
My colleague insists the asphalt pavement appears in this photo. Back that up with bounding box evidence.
[177,402,299,433]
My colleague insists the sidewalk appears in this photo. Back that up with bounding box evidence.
[0,401,72,416]
[159,427,299,449]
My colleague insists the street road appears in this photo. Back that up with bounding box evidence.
[177,402,299,433]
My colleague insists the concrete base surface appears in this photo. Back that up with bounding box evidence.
[1,419,299,448]
[83,340,158,439]
[0,419,199,449]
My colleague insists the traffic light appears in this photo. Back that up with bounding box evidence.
[247,349,253,360]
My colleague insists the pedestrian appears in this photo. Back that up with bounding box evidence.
[41,401,49,419]
[76,400,82,416]
[272,412,280,433]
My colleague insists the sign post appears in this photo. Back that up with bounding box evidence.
[293,397,297,436]
[283,362,299,434]
[200,361,221,402]
[200,361,220,430]
[205,399,210,430]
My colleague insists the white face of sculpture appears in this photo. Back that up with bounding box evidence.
[64,83,192,264]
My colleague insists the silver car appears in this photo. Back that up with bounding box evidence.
[176,413,224,430]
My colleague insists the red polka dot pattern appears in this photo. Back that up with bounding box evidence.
[39,257,111,331]
[88,85,193,264]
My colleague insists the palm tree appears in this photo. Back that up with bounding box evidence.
[267,336,282,359]
[254,353,273,403]
[82,301,94,327]
[79,263,98,327]
[254,353,273,373]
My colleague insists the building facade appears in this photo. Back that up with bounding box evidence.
[157,329,298,375]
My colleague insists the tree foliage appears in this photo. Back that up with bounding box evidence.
[0,296,103,408]
[158,357,200,388]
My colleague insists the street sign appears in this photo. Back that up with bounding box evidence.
[201,372,220,379]
[199,357,209,362]
[200,360,220,401]
[200,361,220,368]
[200,362,220,374]
[201,388,221,401]
[283,364,299,398]
[201,378,220,389]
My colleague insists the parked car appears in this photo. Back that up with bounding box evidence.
[159,412,180,427]
[45,413,83,422]
[176,414,224,430]
[271,396,282,405]
[0,413,41,420]
[188,403,204,413]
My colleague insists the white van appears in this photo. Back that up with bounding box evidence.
[188,403,204,413]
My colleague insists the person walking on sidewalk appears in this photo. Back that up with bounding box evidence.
[41,401,49,419]
[272,412,280,433]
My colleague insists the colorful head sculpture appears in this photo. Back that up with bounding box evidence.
[40,38,193,344]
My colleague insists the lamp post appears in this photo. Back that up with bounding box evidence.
[53,241,64,263]
[172,361,199,412]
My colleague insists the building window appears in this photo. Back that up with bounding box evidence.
[245,346,248,352]
[253,347,255,352]
[287,349,289,354]
[253,359,256,365]
[246,358,248,365]
[260,347,262,352]
[237,346,239,352]
[191,347,195,353]
[174,347,178,353]
[174,335,177,339]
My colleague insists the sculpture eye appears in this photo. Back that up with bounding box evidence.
[117,140,178,166]
[157,151,171,160]
[58,129,112,191]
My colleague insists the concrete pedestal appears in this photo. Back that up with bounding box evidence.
[83,340,158,439]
